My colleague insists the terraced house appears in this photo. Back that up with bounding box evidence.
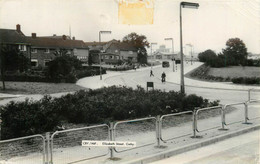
[0,24,89,68]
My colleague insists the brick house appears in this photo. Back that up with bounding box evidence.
[27,33,88,67]
[1,24,89,68]
[0,24,31,61]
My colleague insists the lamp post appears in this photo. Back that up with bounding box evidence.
[99,31,112,80]
[180,1,199,94]
[164,38,174,53]
[150,42,157,68]
[186,44,193,65]
[165,38,174,72]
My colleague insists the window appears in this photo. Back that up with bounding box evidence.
[44,49,50,53]
[31,59,38,67]
[110,56,113,59]
[31,48,37,53]
[44,59,51,67]
[19,45,26,51]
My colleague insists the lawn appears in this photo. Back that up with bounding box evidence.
[207,66,260,78]
[0,81,86,94]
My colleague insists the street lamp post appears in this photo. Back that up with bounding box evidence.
[150,42,157,68]
[180,1,199,94]
[165,38,174,71]
[186,44,193,65]
[99,31,112,80]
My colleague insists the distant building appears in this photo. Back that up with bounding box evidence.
[86,40,138,64]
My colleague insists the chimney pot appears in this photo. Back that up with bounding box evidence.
[73,36,75,40]
[53,34,56,36]
[16,24,21,32]
[32,33,36,38]
[62,35,66,40]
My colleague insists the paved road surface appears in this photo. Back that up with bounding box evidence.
[151,130,260,164]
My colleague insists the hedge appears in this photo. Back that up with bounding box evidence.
[232,77,260,85]
[0,68,106,83]
[0,86,219,139]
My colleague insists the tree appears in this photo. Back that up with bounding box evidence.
[47,55,82,82]
[198,49,217,63]
[222,38,248,66]
[0,44,30,90]
[122,32,150,64]
[88,50,100,65]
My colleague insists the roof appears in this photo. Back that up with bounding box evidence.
[27,37,88,49]
[106,42,138,51]
[85,41,107,46]
[0,29,29,44]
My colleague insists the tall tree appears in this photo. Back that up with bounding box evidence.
[222,38,248,66]
[0,44,30,90]
[122,32,150,64]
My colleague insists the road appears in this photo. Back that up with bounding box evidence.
[95,62,260,104]
[151,130,260,164]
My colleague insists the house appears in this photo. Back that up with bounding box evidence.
[0,24,89,68]
[85,40,138,64]
[0,24,31,61]
[104,41,138,63]
[27,34,89,67]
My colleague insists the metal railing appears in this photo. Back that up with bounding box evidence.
[0,134,45,164]
[159,111,193,142]
[193,106,222,138]
[1,88,260,163]
[50,124,109,164]
[113,117,157,153]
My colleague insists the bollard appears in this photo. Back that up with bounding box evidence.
[109,122,115,159]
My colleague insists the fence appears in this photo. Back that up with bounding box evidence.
[50,124,109,164]
[0,89,260,163]
[0,134,45,164]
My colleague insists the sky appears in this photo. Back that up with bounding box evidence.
[0,0,259,55]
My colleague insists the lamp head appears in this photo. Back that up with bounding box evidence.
[181,2,199,9]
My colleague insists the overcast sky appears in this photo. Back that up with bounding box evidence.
[0,0,259,55]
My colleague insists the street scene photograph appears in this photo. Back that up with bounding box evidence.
[0,0,260,163]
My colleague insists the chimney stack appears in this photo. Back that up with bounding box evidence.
[53,34,56,36]
[62,35,66,40]
[32,33,37,38]
[72,36,75,40]
[16,24,21,32]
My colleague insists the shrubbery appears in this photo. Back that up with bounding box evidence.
[232,77,260,85]
[0,86,219,139]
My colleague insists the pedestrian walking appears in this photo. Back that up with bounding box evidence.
[150,69,154,77]
[161,72,166,83]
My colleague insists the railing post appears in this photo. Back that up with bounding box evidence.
[219,106,228,131]
[109,122,115,159]
[155,115,161,147]
[45,132,50,164]
[248,89,251,102]
[243,102,252,124]
[191,110,197,138]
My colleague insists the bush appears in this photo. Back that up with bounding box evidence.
[232,77,260,85]
[0,86,219,139]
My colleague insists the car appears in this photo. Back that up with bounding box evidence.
[162,61,170,67]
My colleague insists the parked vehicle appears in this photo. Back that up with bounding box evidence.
[162,61,170,67]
